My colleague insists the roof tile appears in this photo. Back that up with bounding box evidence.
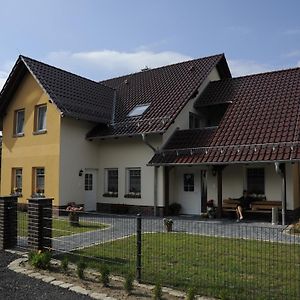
[150,67,300,164]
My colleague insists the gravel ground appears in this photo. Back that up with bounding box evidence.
[0,250,91,300]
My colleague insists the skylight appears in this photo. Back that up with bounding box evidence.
[127,104,150,117]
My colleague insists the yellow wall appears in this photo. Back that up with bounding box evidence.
[0,72,61,206]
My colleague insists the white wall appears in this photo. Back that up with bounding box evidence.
[59,117,99,206]
[96,135,164,208]
[163,67,221,143]
[60,119,165,209]
[206,163,295,210]
[169,166,203,214]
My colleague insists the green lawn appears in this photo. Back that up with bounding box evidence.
[18,212,108,237]
[63,233,300,300]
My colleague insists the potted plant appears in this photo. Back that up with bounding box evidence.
[207,199,216,219]
[66,202,83,226]
[163,218,173,232]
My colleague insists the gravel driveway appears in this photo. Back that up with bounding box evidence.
[0,251,91,300]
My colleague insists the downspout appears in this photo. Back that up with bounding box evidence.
[142,133,158,216]
[275,162,287,225]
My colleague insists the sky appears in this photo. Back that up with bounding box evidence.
[1,0,300,90]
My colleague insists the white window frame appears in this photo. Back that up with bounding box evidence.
[14,109,25,136]
[12,168,22,195]
[35,104,47,133]
[33,167,45,195]
[126,168,141,195]
[104,169,118,196]
[84,173,93,191]
[183,173,195,192]
[127,104,150,117]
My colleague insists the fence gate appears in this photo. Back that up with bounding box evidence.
[17,204,28,250]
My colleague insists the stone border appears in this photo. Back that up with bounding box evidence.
[5,249,217,300]
[6,252,116,300]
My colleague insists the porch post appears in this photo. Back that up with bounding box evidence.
[217,168,223,218]
[275,162,287,225]
[215,165,226,218]
[281,164,287,226]
[164,166,170,216]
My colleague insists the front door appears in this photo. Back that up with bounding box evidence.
[84,169,98,211]
[176,168,201,215]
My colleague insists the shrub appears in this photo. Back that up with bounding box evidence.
[99,265,110,287]
[28,250,51,270]
[124,272,134,294]
[169,203,181,215]
[186,286,197,300]
[153,281,163,300]
[61,256,69,272]
[76,260,87,279]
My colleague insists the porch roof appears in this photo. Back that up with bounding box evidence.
[149,67,300,165]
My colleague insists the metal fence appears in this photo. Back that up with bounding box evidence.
[29,208,300,299]
[17,205,28,249]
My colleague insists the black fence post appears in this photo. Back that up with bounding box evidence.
[28,197,53,251]
[136,213,142,283]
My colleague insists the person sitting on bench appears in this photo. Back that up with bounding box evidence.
[235,190,253,222]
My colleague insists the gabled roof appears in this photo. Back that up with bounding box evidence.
[0,56,115,123]
[88,54,231,138]
[149,67,300,165]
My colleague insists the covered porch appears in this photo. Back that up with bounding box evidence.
[161,161,300,224]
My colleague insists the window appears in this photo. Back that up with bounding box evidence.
[85,173,93,191]
[105,169,118,195]
[247,168,265,194]
[33,167,45,195]
[12,168,22,195]
[35,105,47,132]
[126,168,141,195]
[14,109,25,136]
[189,112,200,129]
[184,174,194,192]
[127,104,150,117]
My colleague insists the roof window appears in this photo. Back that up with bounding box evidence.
[127,104,150,117]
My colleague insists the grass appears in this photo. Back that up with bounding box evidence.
[18,212,108,237]
[62,233,300,300]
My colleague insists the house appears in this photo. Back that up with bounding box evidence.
[0,54,300,223]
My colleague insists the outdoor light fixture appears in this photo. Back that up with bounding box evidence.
[79,169,83,177]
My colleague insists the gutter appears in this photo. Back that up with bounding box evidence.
[274,162,287,225]
[141,133,159,216]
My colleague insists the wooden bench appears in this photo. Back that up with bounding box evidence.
[251,201,282,211]
[222,199,282,213]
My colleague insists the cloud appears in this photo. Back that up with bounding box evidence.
[283,50,300,58]
[47,50,192,80]
[284,29,300,35]
[228,59,273,77]
[297,61,300,67]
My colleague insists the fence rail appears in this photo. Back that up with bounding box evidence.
[35,209,300,300]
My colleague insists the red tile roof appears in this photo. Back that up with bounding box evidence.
[149,67,300,165]
[87,54,230,138]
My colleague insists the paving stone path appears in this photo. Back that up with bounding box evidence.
[52,216,300,252]
[18,215,300,252]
